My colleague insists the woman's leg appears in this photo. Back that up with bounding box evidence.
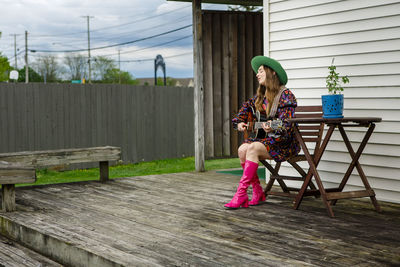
[225,142,271,209]
[238,143,250,165]
[246,142,271,205]
[245,142,272,163]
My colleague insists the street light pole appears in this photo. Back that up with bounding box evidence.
[10,34,20,69]
[25,31,29,83]
[118,49,121,84]
[82,15,94,83]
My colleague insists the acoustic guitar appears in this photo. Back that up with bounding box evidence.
[244,108,284,139]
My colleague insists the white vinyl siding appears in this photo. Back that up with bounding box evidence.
[263,0,400,203]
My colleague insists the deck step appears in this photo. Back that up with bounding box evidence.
[0,234,60,267]
[0,214,128,267]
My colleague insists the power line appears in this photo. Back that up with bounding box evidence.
[7,49,25,61]
[33,15,191,48]
[0,34,25,42]
[28,34,192,64]
[29,4,191,38]
[30,24,192,53]
[28,50,193,63]
[120,51,192,63]
[89,5,191,33]
[164,52,193,59]
[88,15,192,43]
[100,34,192,57]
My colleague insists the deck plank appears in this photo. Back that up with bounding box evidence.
[1,171,399,266]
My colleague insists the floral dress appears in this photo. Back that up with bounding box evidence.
[232,89,300,162]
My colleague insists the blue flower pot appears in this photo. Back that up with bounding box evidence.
[321,94,344,118]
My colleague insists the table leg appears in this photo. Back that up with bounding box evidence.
[335,124,381,212]
[293,125,336,217]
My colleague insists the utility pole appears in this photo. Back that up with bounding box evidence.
[10,34,20,69]
[82,15,94,83]
[25,30,28,83]
[118,49,121,84]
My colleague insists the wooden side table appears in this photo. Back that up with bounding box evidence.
[288,117,382,217]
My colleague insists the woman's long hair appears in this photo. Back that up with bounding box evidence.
[255,66,282,114]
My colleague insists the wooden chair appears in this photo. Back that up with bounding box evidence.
[260,105,324,200]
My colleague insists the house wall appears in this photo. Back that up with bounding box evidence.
[263,0,400,203]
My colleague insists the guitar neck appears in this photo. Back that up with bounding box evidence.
[253,120,283,131]
[253,122,264,129]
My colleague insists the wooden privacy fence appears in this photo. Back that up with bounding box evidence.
[202,10,263,158]
[0,83,194,165]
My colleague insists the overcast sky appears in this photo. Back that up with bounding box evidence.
[0,0,229,79]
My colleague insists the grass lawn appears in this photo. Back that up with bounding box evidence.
[19,157,242,187]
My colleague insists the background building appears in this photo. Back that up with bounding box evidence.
[262,0,400,203]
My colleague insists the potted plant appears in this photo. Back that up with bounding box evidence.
[322,58,350,118]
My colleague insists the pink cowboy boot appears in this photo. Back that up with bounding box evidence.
[238,162,265,206]
[224,160,259,209]
[249,173,266,206]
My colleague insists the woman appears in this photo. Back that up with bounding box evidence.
[225,56,300,209]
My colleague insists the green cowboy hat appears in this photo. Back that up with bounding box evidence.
[251,55,288,85]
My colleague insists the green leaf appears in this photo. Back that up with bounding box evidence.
[326,58,350,93]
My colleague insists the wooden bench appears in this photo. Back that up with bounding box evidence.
[0,161,36,212]
[0,146,121,212]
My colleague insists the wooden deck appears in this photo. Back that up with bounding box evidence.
[0,171,399,266]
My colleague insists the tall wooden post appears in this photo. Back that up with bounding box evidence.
[193,0,205,172]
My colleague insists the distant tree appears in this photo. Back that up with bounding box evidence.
[0,53,12,82]
[228,5,262,12]
[34,55,62,82]
[92,56,115,81]
[18,66,43,82]
[64,54,87,80]
[103,68,139,85]
[156,77,177,86]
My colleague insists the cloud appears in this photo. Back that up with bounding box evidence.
[0,0,194,78]
[156,1,190,14]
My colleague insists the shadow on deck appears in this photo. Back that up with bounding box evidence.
[0,171,399,266]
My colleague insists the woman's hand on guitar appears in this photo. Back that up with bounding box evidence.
[237,122,248,132]
[262,121,273,133]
